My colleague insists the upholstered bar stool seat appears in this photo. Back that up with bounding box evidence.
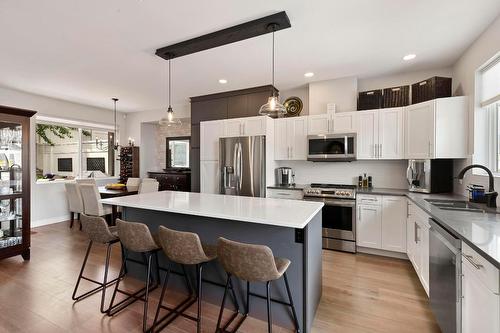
[108,219,161,333]
[72,214,123,313]
[150,226,233,333]
[216,237,300,333]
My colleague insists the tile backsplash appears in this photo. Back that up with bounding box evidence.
[155,118,191,170]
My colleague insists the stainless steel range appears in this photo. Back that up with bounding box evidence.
[303,183,356,253]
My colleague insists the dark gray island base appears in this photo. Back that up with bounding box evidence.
[121,206,322,332]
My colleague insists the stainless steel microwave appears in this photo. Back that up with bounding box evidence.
[307,133,356,162]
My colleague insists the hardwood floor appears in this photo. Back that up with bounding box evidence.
[0,222,440,333]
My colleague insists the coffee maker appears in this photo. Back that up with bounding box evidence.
[275,167,295,186]
[407,159,453,193]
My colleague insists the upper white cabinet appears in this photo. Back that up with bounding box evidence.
[275,116,308,160]
[357,107,404,160]
[222,116,267,137]
[405,96,468,159]
[356,194,406,253]
[307,112,357,135]
[333,112,357,133]
[200,120,224,161]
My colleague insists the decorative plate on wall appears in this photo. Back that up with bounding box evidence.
[283,96,303,117]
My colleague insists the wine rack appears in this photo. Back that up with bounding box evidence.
[119,146,139,184]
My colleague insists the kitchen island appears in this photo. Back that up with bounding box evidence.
[101,191,323,332]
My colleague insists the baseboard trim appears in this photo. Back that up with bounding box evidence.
[32,215,70,228]
[357,246,409,260]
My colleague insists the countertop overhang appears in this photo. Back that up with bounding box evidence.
[101,191,323,229]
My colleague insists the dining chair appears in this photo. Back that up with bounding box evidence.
[126,177,141,191]
[79,183,112,220]
[64,182,84,229]
[141,178,157,182]
[139,180,159,194]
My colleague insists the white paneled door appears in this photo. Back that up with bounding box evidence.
[357,111,379,159]
[379,108,404,159]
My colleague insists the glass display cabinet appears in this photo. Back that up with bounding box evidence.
[0,105,36,261]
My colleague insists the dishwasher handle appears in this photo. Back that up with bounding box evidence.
[429,218,461,253]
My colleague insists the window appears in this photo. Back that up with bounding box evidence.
[36,120,117,180]
[474,54,500,174]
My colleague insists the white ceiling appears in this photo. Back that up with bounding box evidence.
[1,0,499,112]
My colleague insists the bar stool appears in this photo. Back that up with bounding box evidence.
[150,226,230,333]
[215,237,300,333]
[72,214,122,313]
[107,219,161,332]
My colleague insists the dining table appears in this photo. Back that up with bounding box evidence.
[98,186,138,223]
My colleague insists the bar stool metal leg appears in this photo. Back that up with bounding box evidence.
[284,272,300,332]
[266,281,272,333]
[196,264,203,333]
[72,240,93,300]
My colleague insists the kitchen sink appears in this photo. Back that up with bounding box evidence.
[425,199,487,213]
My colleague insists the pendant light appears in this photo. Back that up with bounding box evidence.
[159,55,181,127]
[259,24,286,118]
[112,97,120,150]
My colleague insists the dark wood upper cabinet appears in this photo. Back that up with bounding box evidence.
[227,95,248,119]
[190,124,200,148]
[247,91,272,116]
[191,98,227,125]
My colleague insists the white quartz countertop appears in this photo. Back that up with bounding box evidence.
[101,191,324,229]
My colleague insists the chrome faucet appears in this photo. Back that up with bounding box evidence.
[457,164,498,208]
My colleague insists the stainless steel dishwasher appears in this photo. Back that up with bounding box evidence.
[429,218,462,333]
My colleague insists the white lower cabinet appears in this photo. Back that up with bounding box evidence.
[381,196,407,252]
[357,203,382,248]
[406,200,430,295]
[356,195,406,252]
[462,243,500,333]
[266,188,304,200]
[200,161,219,194]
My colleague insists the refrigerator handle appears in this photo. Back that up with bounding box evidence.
[233,143,239,194]
[237,142,243,192]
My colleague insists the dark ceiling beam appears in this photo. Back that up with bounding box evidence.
[155,11,291,60]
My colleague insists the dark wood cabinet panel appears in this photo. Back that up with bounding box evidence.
[227,95,248,119]
[191,124,200,148]
[190,148,200,192]
[191,98,227,124]
[247,91,272,116]
[148,172,191,192]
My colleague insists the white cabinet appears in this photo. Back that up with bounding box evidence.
[267,188,304,200]
[307,114,330,135]
[406,200,430,295]
[357,194,406,252]
[200,120,224,161]
[274,116,308,160]
[222,116,267,137]
[357,111,379,159]
[357,203,382,248]
[333,112,357,133]
[200,160,219,194]
[307,112,357,135]
[405,96,468,159]
[462,243,500,333]
[381,196,406,252]
[357,107,404,160]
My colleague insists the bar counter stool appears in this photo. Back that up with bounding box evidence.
[150,226,221,333]
[72,214,122,313]
[215,237,300,333]
[107,219,161,332]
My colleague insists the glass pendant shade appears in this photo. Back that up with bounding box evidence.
[159,106,181,127]
[259,95,286,117]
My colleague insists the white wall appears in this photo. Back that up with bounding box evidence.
[309,76,358,114]
[0,85,124,226]
[451,15,500,197]
[277,160,408,189]
[140,122,159,177]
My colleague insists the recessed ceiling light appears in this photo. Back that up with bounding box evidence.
[403,54,416,61]
[304,72,314,78]
[219,79,228,84]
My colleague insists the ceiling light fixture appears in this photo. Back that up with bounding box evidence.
[403,54,416,61]
[259,24,286,118]
[219,79,228,84]
[304,72,314,78]
[159,55,181,127]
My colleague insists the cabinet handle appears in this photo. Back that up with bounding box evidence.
[379,144,382,158]
[407,202,411,218]
[463,254,483,270]
[242,123,245,134]
[428,141,432,156]
[358,207,361,221]
[290,146,293,158]
[414,223,419,243]
[373,144,376,158]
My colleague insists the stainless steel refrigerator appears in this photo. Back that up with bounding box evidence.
[219,135,266,197]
